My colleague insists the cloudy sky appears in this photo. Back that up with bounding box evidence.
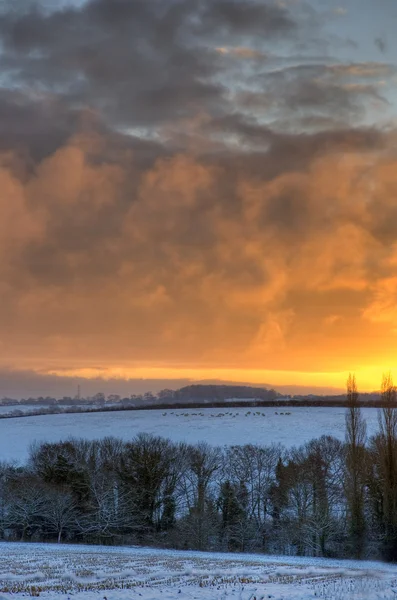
[1,0,397,395]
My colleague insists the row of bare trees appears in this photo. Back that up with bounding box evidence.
[0,374,396,559]
[345,373,397,560]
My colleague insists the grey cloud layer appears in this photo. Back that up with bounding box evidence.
[0,0,390,156]
[0,0,294,129]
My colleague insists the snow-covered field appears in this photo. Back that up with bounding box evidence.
[0,542,396,599]
[0,406,384,463]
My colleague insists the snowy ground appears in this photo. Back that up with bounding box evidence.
[0,542,396,599]
[0,406,384,463]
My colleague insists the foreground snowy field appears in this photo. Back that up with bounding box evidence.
[0,407,384,462]
[0,542,396,599]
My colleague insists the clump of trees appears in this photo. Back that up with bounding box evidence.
[0,373,397,560]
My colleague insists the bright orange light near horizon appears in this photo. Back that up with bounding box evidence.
[40,364,397,393]
[1,0,397,398]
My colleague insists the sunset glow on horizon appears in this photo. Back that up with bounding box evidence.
[1,0,397,396]
[8,362,397,395]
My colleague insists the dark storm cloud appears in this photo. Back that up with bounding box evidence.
[0,0,295,130]
[0,88,80,163]
[0,0,385,152]
[375,37,387,53]
[245,61,392,125]
[197,0,295,36]
[0,86,170,170]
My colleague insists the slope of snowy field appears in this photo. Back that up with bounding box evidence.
[0,542,396,599]
[0,406,383,463]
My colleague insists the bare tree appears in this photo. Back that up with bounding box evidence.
[182,443,222,550]
[307,436,345,557]
[377,372,397,559]
[77,481,136,542]
[5,474,47,541]
[226,444,281,551]
[41,489,77,543]
[345,373,367,558]
[118,434,181,537]
[274,437,344,557]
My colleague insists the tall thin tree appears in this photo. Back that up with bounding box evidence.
[345,373,367,558]
[378,372,397,560]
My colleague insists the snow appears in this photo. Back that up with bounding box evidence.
[0,542,396,599]
[0,406,385,463]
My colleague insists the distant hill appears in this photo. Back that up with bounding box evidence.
[156,385,381,407]
[0,382,385,415]
[190,380,345,396]
[0,367,349,400]
[172,384,280,402]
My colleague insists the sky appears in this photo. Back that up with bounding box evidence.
[1,0,397,396]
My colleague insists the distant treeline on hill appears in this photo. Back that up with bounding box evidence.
[161,385,382,406]
[0,384,280,407]
[170,384,280,402]
[0,384,385,416]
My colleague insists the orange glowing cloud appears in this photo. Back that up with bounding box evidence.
[1,0,397,393]
[0,128,396,392]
